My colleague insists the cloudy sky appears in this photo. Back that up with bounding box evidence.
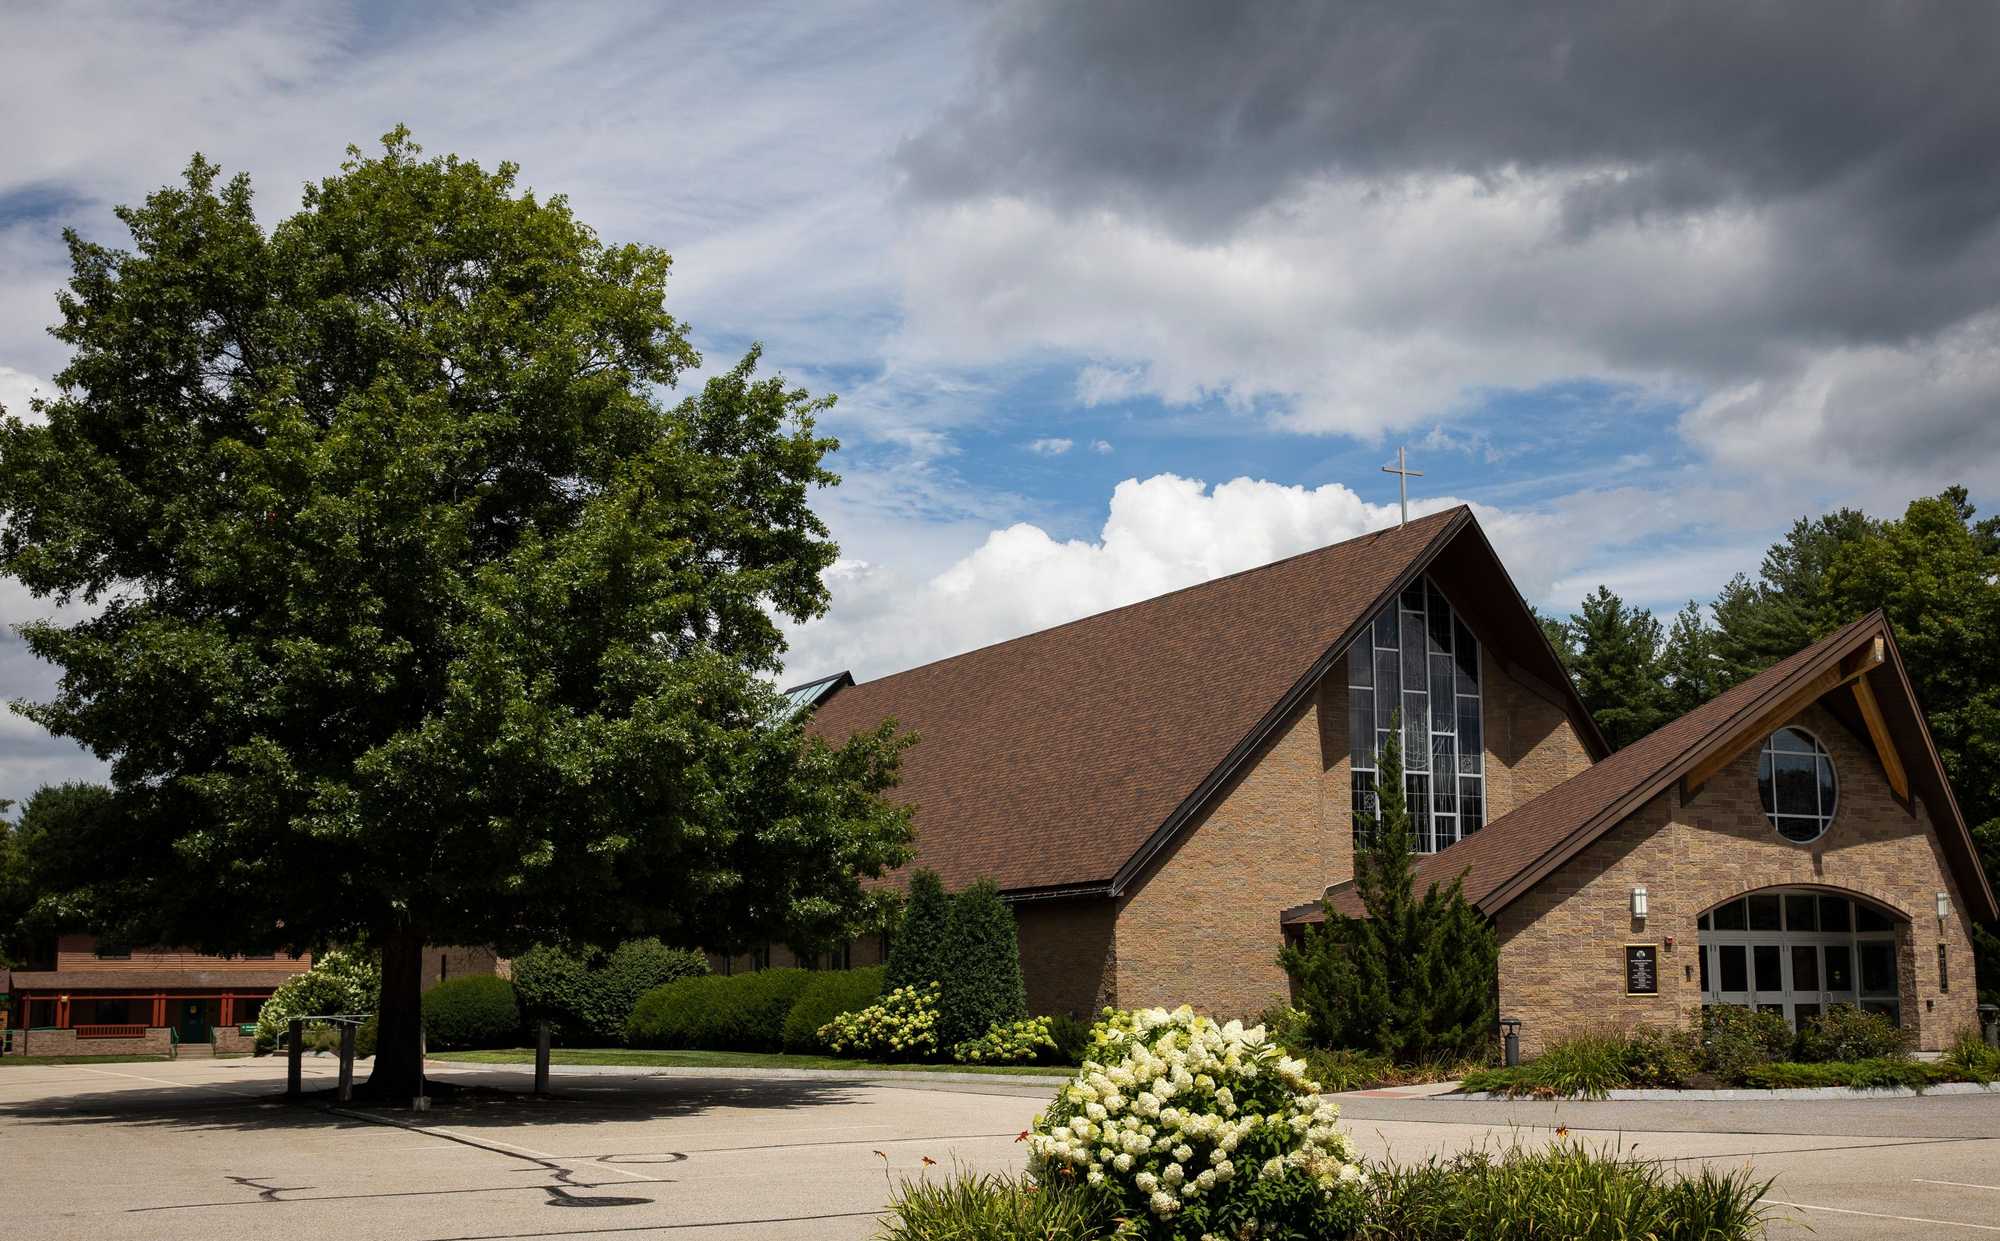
[2,0,1997,805]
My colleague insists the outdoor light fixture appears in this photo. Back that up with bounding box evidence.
[1631,886,1648,919]
[1938,891,1952,920]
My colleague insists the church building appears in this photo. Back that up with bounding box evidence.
[802,507,1994,1052]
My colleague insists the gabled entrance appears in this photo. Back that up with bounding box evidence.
[1698,888,1905,1031]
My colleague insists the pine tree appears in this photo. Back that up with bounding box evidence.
[884,869,952,992]
[937,879,1027,1050]
[1658,601,1722,717]
[1563,586,1669,750]
[1280,722,1497,1061]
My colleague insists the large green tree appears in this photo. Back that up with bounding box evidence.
[1710,508,1876,689]
[0,133,914,1095]
[1280,723,1496,1061]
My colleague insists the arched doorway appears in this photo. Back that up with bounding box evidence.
[1697,889,1904,1031]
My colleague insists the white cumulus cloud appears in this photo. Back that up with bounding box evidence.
[1025,436,1073,456]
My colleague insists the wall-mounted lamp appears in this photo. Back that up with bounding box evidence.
[1938,891,1952,920]
[1631,886,1648,920]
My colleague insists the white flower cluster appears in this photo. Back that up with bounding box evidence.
[1026,1006,1361,1230]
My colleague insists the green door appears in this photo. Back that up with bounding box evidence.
[179,1000,209,1044]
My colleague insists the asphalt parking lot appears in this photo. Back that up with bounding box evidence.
[0,1056,1996,1239]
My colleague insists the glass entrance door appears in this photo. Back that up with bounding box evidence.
[1699,890,1899,1032]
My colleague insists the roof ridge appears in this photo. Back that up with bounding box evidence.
[838,505,1468,690]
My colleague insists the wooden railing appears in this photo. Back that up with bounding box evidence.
[74,1024,148,1039]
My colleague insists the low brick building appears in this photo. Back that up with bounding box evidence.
[2,934,312,1055]
[794,506,1994,1052]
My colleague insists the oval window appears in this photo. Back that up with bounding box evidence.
[1757,727,1837,843]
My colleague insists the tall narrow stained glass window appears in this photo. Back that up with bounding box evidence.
[1348,576,1485,852]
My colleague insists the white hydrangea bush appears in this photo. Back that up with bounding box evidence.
[1027,1006,1364,1240]
[817,982,940,1059]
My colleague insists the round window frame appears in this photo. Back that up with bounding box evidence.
[1757,726,1838,844]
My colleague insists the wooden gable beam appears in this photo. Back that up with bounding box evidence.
[1682,636,1885,800]
[1850,672,1911,802]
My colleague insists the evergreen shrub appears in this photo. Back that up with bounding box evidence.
[625,968,813,1051]
[781,965,885,1052]
[421,975,521,1050]
[1279,723,1496,1062]
[937,879,1027,1050]
[884,869,951,991]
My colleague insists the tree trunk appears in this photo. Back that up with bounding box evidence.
[365,925,427,1099]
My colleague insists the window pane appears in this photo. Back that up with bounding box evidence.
[1860,1000,1900,1023]
[1719,945,1747,992]
[1855,902,1893,933]
[1404,700,1428,770]
[1754,944,1783,992]
[1748,893,1782,931]
[1713,900,1747,931]
[1374,605,1399,649]
[1432,737,1456,805]
[1791,945,1820,991]
[1699,946,1709,991]
[1375,650,1400,723]
[1430,655,1456,729]
[1859,942,1897,995]
[1427,583,1453,654]
[1352,770,1377,843]
[1757,751,1774,818]
[1453,619,1480,688]
[1792,1003,1820,1032]
[1407,774,1432,852]
[1348,645,1373,688]
[1773,753,1817,816]
[1817,756,1837,820]
[1785,894,1817,931]
[1456,699,1481,767]
[1350,689,1375,768]
[1401,581,1426,613]
[1459,777,1483,831]
[1433,814,1457,848]
[1402,630,1427,701]
[1824,944,1853,991]
[1698,911,1711,931]
[1771,727,1815,753]
[1818,895,1851,932]
[1777,816,1823,844]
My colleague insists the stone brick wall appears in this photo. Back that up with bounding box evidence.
[421,945,507,991]
[213,1025,258,1056]
[1481,647,1595,821]
[1497,700,1979,1054]
[12,1026,175,1057]
[1017,897,1117,1018]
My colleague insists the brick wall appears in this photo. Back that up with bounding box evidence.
[1017,897,1117,1018]
[13,1026,175,1057]
[421,945,507,991]
[55,934,313,975]
[1481,647,1595,821]
[1116,695,1332,1018]
[1497,700,1979,1054]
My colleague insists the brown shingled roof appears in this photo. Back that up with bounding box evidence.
[809,506,1603,896]
[1296,611,1999,924]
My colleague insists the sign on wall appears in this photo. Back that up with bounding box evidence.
[1625,944,1660,996]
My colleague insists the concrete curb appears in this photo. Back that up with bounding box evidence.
[426,1059,1074,1090]
[1443,1082,2000,1101]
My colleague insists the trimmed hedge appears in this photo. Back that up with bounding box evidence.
[422,975,521,1051]
[512,938,708,1044]
[626,968,814,1051]
[937,879,1026,1051]
[782,966,885,1052]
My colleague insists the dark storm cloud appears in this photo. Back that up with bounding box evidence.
[902,0,2000,255]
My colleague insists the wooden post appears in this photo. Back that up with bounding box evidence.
[534,1019,551,1095]
[287,1019,304,1099]
[337,1022,355,1104]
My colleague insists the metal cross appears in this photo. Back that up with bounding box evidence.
[1381,445,1423,526]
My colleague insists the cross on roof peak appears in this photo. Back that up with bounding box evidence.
[1381,445,1423,526]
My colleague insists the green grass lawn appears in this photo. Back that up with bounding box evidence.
[0,1054,173,1066]
[429,1047,1069,1076]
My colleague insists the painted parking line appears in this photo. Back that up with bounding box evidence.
[1916,1179,2000,1193]
[1769,1200,2000,1233]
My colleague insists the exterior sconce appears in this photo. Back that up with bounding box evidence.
[1631,886,1648,920]
[1938,891,1952,920]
